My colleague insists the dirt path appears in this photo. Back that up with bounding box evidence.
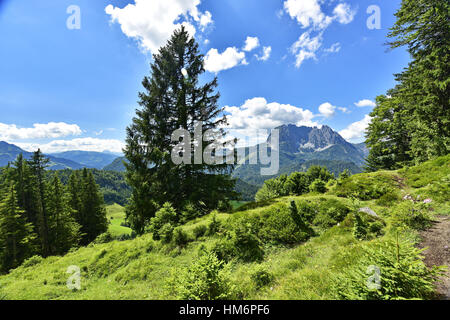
[419,216,450,299]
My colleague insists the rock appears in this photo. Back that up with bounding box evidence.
[359,207,379,218]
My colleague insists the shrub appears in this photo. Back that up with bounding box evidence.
[193,225,207,239]
[250,266,274,288]
[206,213,221,236]
[94,231,113,244]
[159,223,174,244]
[334,173,397,200]
[285,172,310,195]
[375,192,400,207]
[312,198,351,229]
[309,179,327,193]
[217,200,232,212]
[21,255,44,268]
[167,250,234,300]
[173,227,189,247]
[333,238,445,300]
[306,165,334,182]
[180,202,199,223]
[390,202,432,230]
[149,203,178,240]
[255,175,288,201]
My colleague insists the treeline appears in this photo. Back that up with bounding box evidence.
[255,165,348,201]
[0,151,107,273]
[366,0,449,170]
[53,169,131,206]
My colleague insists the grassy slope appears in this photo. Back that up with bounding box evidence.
[0,155,448,300]
[106,204,132,237]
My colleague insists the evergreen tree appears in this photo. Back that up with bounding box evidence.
[124,26,235,234]
[27,150,51,256]
[46,176,81,255]
[79,170,108,244]
[67,171,83,223]
[0,184,36,272]
[366,0,449,169]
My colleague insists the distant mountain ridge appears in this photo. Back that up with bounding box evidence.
[49,151,118,169]
[0,141,85,170]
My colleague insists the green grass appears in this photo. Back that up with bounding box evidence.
[106,204,132,237]
[0,155,448,300]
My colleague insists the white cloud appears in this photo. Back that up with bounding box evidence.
[0,122,82,141]
[318,102,336,118]
[105,0,212,53]
[355,99,376,108]
[224,97,318,130]
[338,106,350,113]
[17,138,125,154]
[204,47,247,73]
[324,42,341,53]
[291,32,322,68]
[284,1,356,68]
[333,3,356,24]
[283,0,332,30]
[243,36,260,52]
[339,115,372,141]
[199,11,213,31]
[255,46,272,61]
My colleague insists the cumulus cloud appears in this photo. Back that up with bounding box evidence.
[355,99,376,108]
[224,97,318,130]
[338,106,350,113]
[243,36,260,52]
[204,47,247,73]
[17,138,125,154]
[283,0,356,68]
[255,46,272,61]
[0,122,82,141]
[318,102,336,118]
[105,0,212,53]
[339,115,372,141]
[283,0,332,30]
[333,3,356,24]
[291,32,322,68]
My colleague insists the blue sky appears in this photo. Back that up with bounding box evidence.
[0,0,410,153]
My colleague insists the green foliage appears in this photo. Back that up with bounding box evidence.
[149,203,178,240]
[124,26,236,234]
[167,250,234,300]
[334,173,397,200]
[94,231,114,244]
[172,227,189,247]
[390,202,433,231]
[206,213,221,236]
[250,265,274,288]
[285,172,309,196]
[217,200,232,212]
[334,238,445,300]
[159,224,174,244]
[180,202,200,223]
[312,199,351,229]
[309,179,327,193]
[255,175,288,202]
[193,224,207,239]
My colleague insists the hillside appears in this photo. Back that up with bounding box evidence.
[0,141,85,170]
[0,155,447,300]
[103,156,127,172]
[50,151,119,169]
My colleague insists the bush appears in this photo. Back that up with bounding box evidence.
[180,202,199,223]
[193,225,207,239]
[375,192,400,207]
[333,238,445,300]
[217,200,232,212]
[390,202,432,230]
[167,250,234,300]
[206,213,221,236]
[149,203,178,240]
[312,199,351,229]
[334,173,397,200]
[285,172,309,196]
[159,223,174,244]
[255,175,288,202]
[250,266,274,288]
[94,231,113,244]
[173,227,189,247]
[309,179,327,193]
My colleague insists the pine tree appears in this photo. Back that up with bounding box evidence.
[79,170,107,244]
[67,171,83,223]
[124,26,236,234]
[27,150,51,256]
[0,184,36,272]
[46,176,81,255]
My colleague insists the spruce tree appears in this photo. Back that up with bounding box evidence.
[46,176,81,255]
[27,150,51,256]
[79,170,107,244]
[124,26,236,234]
[0,184,36,272]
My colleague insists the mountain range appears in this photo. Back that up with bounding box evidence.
[0,125,368,186]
